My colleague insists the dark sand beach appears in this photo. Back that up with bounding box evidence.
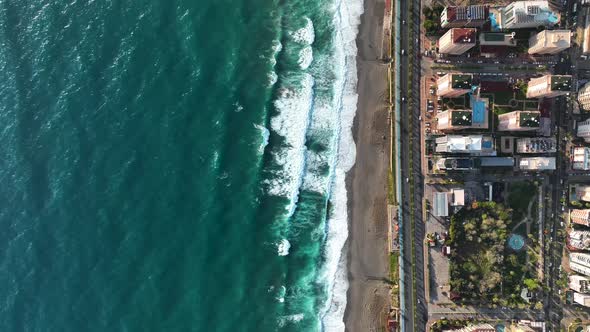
[344,0,391,330]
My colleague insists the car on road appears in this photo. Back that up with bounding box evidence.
[401,49,405,55]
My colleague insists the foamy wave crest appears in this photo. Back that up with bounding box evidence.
[267,74,314,216]
[277,238,291,256]
[276,285,287,303]
[268,71,278,86]
[268,39,282,85]
[254,124,270,154]
[301,101,338,194]
[278,313,305,328]
[320,0,363,330]
[298,46,313,70]
[321,170,351,331]
[290,17,315,45]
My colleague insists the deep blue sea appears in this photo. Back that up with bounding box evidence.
[0,0,362,331]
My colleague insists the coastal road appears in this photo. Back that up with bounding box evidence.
[397,0,426,329]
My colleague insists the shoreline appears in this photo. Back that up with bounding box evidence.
[343,0,391,330]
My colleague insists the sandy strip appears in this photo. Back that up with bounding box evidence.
[343,0,391,330]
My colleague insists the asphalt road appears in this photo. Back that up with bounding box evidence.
[398,0,426,330]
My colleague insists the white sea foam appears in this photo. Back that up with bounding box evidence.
[267,74,314,216]
[290,17,315,45]
[254,124,270,154]
[268,40,282,86]
[298,46,313,70]
[278,313,305,327]
[320,0,363,330]
[277,238,291,256]
[276,285,287,303]
[268,71,278,86]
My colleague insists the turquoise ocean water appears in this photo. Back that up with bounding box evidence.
[0,0,362,331]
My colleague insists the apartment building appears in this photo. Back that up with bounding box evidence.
[569,230,590,251]
[518,157,556,171]
[499,1,559,29]
[441,5,489,28]
[578,82,590,112]
[574,292,590,307]
[575,185,590,202]
[572,209,590,227]
[571,261,590,277]
[570,275,590,293]
[528,30,571,54]
[438,28,477,55]
[498,111,540,131]
[435,135,495,155]
[578,119,590,143]
[573,147,590,170]
[516,137,556,153]
[526,75,572,98]
[437,73,473,97]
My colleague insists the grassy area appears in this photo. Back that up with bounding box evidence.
[493,91,514,105]
[507,181,537,221]
[388,170,395,204]
[390,253,399,282]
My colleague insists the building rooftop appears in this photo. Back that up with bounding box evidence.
[551,75,572,91]
[516,137,556,153]
[433,192,449,217]
[519,112,541,127]
[451,111,473,126]
[479,157,515,167]
[479,32,518,46]
[451,74,473,89]
[452,28,477,44]
[519,157,556,170]
[443,5,489,23]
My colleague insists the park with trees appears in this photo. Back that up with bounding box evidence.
[448,182,544,307]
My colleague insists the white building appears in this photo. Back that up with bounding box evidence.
[571,253,590,267]
[570,275,590,293]
[574,292,590,307]
[528,30,571,54]
[499,1,559,29]
[578,119,590,143]
[518,157,556,171]
[571,261,590,277]
[578,82,590,112]
[435,135,495,155]
[570,230,590,251]
[575,185,590,202]
[573,147,590,170]
[516,137,556,153]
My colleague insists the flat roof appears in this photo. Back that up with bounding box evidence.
[519,112,540,127]
[451,111,473,126]
[551,75,572,91]
[479,157,515,167]
[433,192,449,217]
[483,33,505,41]
[452,28,477,44]
[451,74,473,89]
